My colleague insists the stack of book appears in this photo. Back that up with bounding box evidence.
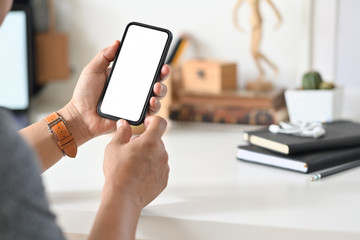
[169,89,288,125]
[237,120,360,173]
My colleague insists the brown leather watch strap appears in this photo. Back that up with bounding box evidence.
[44,112,77,158]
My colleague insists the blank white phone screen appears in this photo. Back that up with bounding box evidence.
[100,24,169,122]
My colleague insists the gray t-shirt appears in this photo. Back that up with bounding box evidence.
[0,109,65,240]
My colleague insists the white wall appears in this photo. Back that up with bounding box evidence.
[311,0,337,81]
[39,0,311,105]
[311,0,360,120]
[336,0,360,120]
[336,0,360,87]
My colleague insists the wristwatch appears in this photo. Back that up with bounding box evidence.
[44,112,77,158]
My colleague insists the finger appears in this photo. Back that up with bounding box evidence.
[111,119,132,144]
[105,67,111,77]
[85,40,120,74]
[148,97,161,115]
[159,64,171,82]
[153,82,167,100]
[143,116,167,138]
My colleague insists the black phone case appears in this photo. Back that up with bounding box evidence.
[97,22,173,125]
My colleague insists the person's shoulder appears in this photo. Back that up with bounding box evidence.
[0,107,40,172]
[0,107,11,120]
[0,108,20,141]
[0,107,15,126]
[0,108,65,240]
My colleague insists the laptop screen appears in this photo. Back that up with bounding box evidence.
[0,7,31,110]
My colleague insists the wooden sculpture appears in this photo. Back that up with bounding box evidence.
[233,0,282,91]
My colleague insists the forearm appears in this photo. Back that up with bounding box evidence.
[88,184,141,240]
[19,119,63,171]
[19,104,91,172]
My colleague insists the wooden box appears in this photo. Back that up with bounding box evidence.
[182,60,237,93]
[34,0,70,85]
[35,33,70,84]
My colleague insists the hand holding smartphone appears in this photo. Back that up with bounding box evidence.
[97,22,173,125]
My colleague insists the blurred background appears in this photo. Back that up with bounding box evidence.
[39,0,310,101]
[1,0,360,126]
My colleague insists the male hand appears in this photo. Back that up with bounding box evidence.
[60,41,170,145]
[103,116,169,208]
[89,115,168,240]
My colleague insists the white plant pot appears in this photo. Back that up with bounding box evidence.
[285,88,343,123]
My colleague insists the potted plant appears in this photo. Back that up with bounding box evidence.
[285,71,342,123]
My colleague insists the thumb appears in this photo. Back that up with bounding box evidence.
[111,119,132,144]
[143,116,167,139]
[85,40,120,74]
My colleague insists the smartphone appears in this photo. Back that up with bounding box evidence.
[97,22,173,125]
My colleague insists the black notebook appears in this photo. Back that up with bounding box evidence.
[237,144,360,173]
[243,120,360,155]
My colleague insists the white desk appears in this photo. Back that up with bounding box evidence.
[42,122,360,240]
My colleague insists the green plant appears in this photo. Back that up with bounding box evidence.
[302,71,323,89]
[302,71,335,90]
